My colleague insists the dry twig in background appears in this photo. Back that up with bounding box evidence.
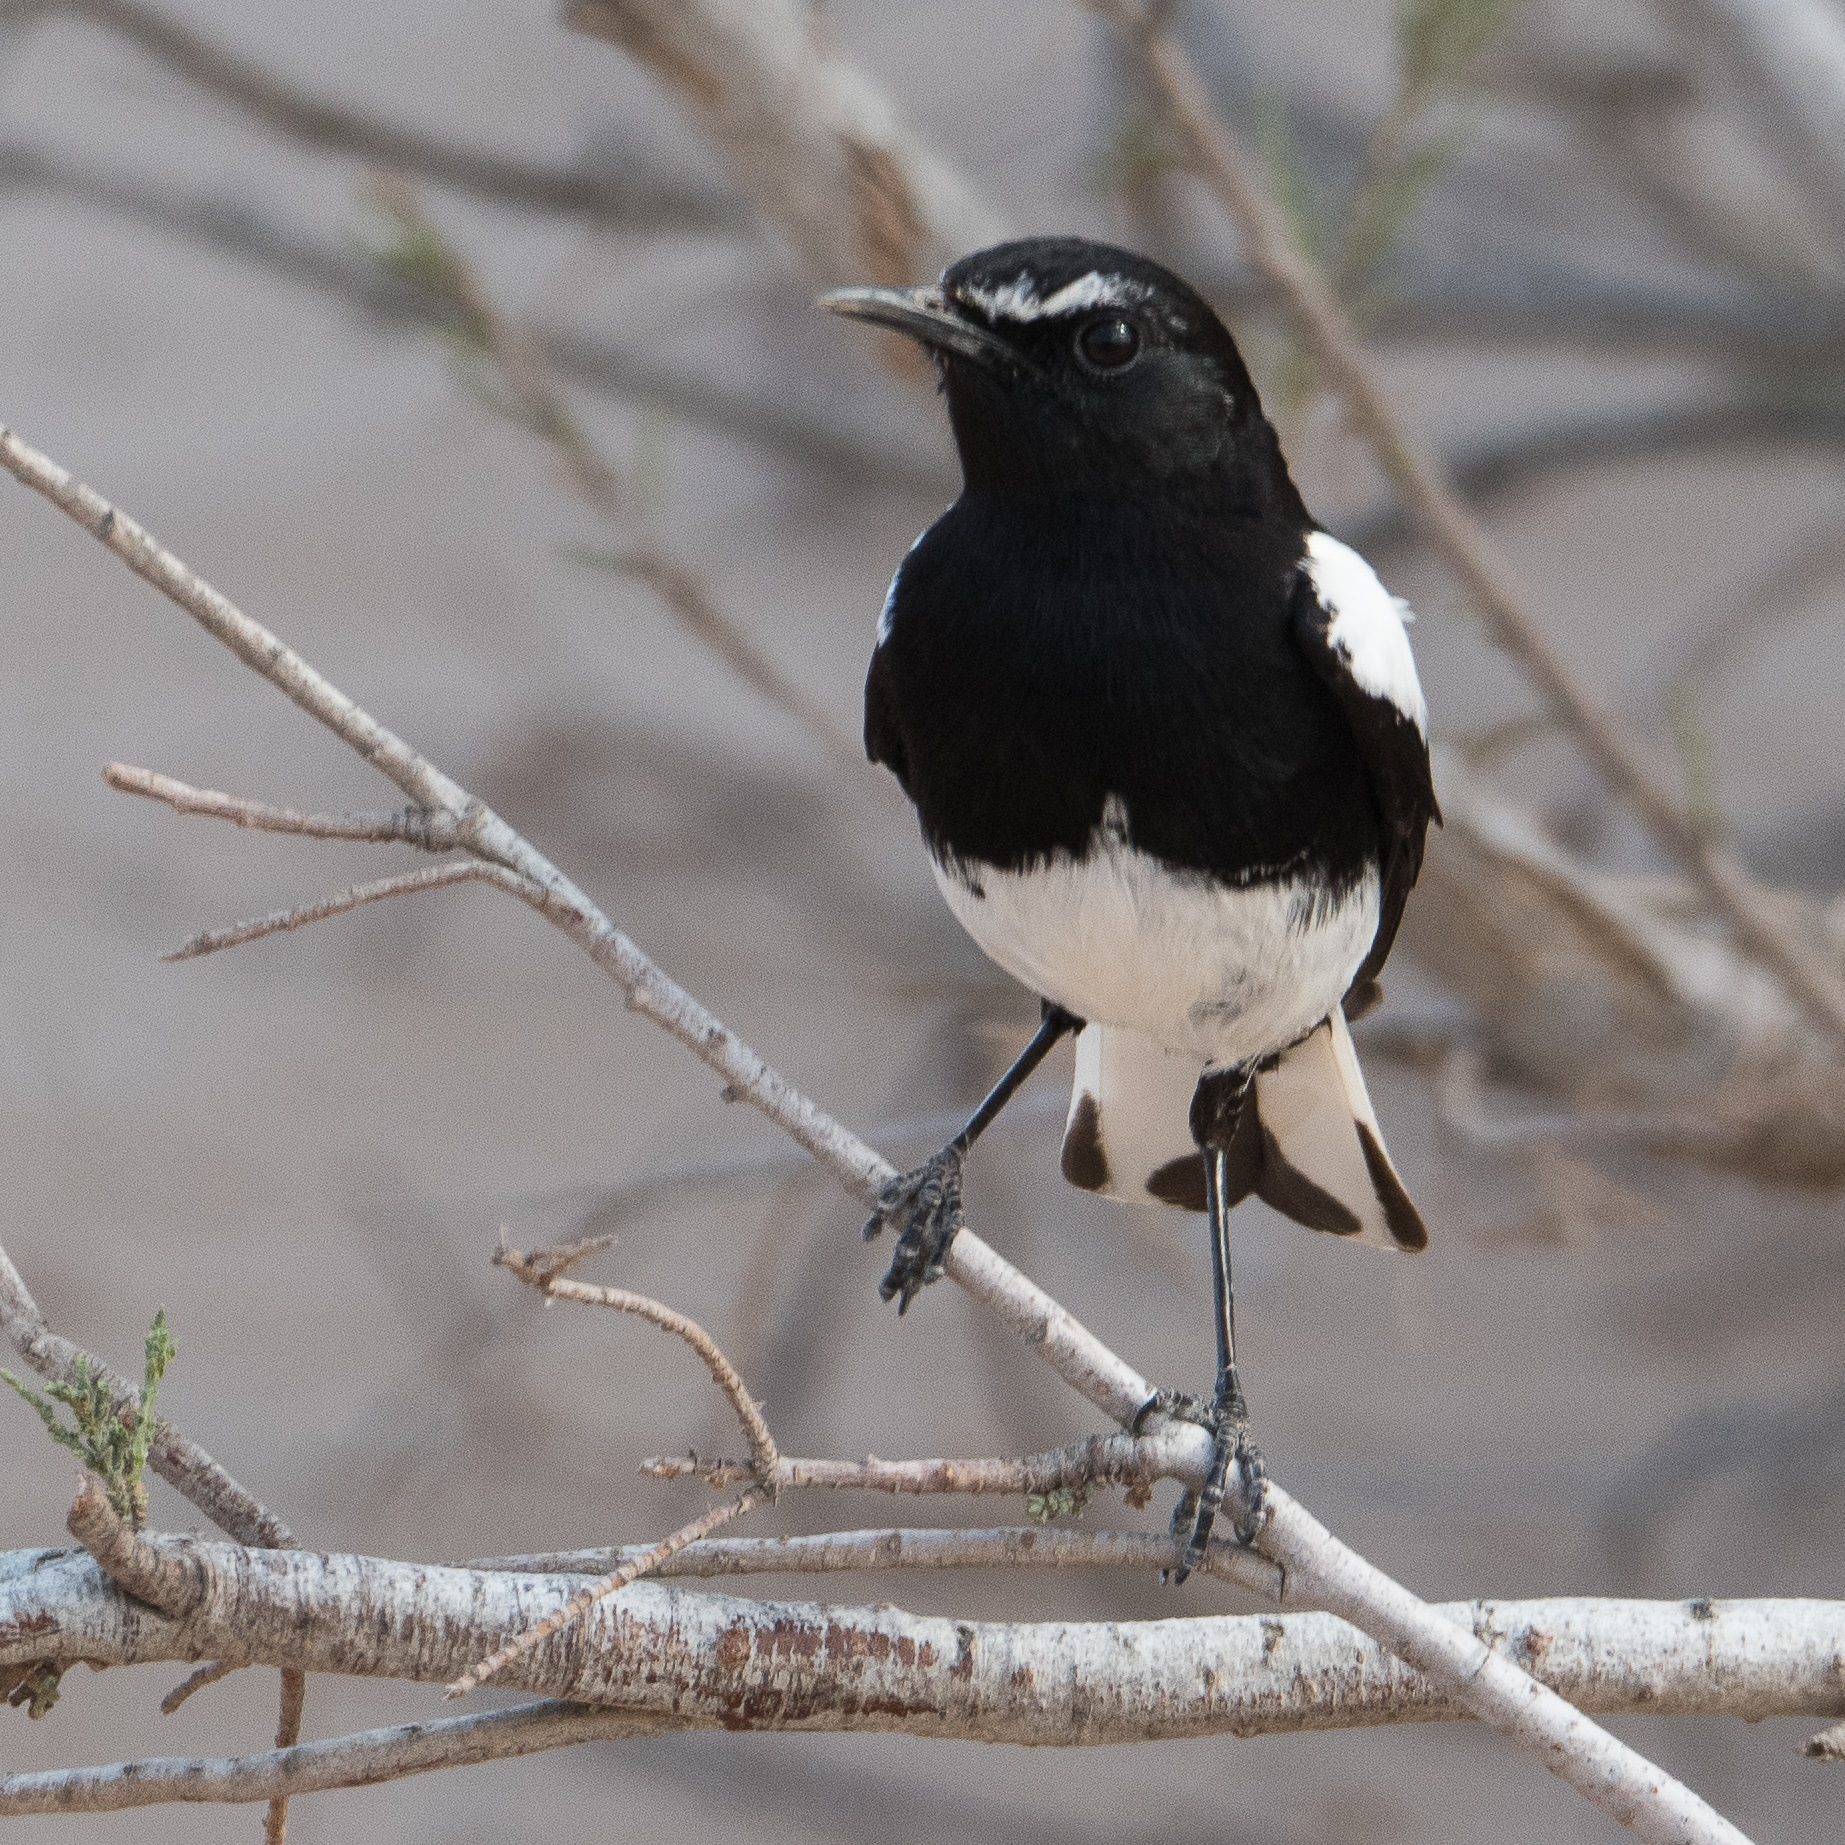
[1094,0,1845,1057]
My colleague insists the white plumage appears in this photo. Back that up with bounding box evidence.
[1303,530,1428,737]
[931,796,1379,1069]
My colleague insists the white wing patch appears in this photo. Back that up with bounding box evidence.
[958,271,1151,324]
[1303,531,1428,737]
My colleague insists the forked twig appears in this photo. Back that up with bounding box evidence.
[445,1241,785,1698]
[495,1236,778,1485]
[107,762,461,848]
[164,861,544,961]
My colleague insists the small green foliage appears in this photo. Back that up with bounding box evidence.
[1252,91,1330,266]
[1662,681,1725,845]
[1025,1484,1090,1524]
[2,1309,177,1527]
[1397,0,1521,102]
[4,1663,64,1720]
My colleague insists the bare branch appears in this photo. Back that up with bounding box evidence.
[639,1431,1183,1507]
[564,0,1007,288]
[162,860,543,962]
[463,1524,1282,1589]
[442,1486,767,1699]
[0,1243,291,1549]
[8,1534,1845,1772]
[0,425,1743,1843]
[105,762,461,848]
[360,180,870,775]
[159,1657,237,1715]
[496,1238,778,1485]
[23,0,739,231]
[0,1703,681,1818]
[1100,0,1845,1057]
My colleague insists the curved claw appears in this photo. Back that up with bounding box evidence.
[1158,1403,1267,1585]
[862,1145,966,1313]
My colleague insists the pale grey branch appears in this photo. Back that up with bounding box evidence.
[105,762,461,848]
[162,861,542,962]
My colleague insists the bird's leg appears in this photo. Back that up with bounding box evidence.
[1150,1066,1268,1583]
[866,1002,1082,1313]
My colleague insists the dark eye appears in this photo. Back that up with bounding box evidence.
[1076,317,1140,371]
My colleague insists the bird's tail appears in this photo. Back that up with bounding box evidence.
[1059,1010,1427,1251]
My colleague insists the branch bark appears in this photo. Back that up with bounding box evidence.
[5,1530,1843,1781]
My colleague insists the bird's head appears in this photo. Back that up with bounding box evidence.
[822,237,1297,515]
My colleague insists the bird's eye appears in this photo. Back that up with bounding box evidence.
[1076,317,1140,372]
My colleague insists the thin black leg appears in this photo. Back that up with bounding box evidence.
[1156,1067,1267,1583]
[865,1002,1083,1313]
[952,1003,1083,1158]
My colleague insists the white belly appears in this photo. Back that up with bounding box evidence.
[932,823,1379,1069]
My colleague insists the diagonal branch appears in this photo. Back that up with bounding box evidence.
[0,423,1744,1845]
[1099,0,1845,1058]
[162,860,544,961]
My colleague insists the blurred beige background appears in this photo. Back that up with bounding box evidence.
[2,0,1842,1839]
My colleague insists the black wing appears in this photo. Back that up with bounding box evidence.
[863,637,913,794]
[1290,565,1440,1002]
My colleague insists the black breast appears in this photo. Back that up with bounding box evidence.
[866,490,1382,890]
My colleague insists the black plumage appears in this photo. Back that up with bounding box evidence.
[823,236,1439,1573]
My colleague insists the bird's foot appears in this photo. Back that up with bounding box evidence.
[1136,1381,1268,1583]
[863,1144,966,1313]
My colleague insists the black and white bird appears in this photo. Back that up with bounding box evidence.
[821,238,1439,1572]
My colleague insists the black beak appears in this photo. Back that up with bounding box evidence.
[818,284,1024,372]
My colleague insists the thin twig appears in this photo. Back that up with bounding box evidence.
[163,860,543,961]
[463,1524,1281,1592]
[21,0,739,231]
[105,762,461,848]
[638,1431,1169,1504]
[361,180,869,775]
[159,1658,238,1715]
[442,1486,766,1699]
[1101,0,1845,1057]
[496,1237,778,1486]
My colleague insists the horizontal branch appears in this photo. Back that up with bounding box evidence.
[0,1701,680,1817]
[464,1524,1283,1586]
[5,1535,1842,1775]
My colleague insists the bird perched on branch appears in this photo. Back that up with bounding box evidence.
[821,238,1438,1575]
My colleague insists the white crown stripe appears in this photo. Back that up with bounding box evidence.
[958,270,1152,323]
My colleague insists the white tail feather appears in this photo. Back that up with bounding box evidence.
[1061,1013,1427,1250]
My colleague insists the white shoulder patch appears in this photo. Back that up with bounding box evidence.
[959,270,1150,324]
[1303,531,1428,737]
